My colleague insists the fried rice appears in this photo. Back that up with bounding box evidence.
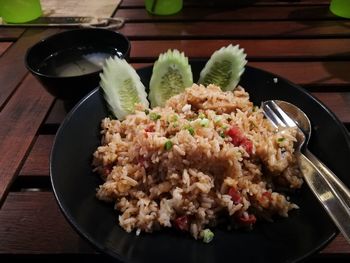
[92,84,303,241]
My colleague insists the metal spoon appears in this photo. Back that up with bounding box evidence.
[262,100,350,243]
[275,100,350,206]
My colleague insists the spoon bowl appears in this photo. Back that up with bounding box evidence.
[275,100,311,146]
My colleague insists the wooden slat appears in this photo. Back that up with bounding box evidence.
[117,6,337,21]
[0,28,59,110]
[322,235,350,254]
[19,135,54,177]
[0,74,54,206]
[120,21,350,40]
[0,28,25,40]
[129,39,350,60]
[0,42,12,56]
[0,192,94,254]
[120,0,330,8]
[43,100,66,126]
[249,61,350,86]
[312,93,350,124]
[0,191,348,254]
[203,0,329,2]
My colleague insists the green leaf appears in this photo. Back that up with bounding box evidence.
[164,140,173,150]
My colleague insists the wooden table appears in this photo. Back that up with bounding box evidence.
[1,0,350,262]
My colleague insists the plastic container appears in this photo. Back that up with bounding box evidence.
[0,0,42,23]
[330,0,350,19]
[145,0,183,15]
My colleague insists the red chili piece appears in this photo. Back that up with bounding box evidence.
[226,126,253,155]
[226,126,243,146]
[174,215,189,231]
[228,187,242,204]
[262,191,272,200]
[238,214,257,226]
[145,125,155,132]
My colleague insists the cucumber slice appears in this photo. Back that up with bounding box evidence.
[149,49,193,107]
[198,44,247,91]
[99,56,149,120]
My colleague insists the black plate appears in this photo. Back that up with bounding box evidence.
[50,61,350,263]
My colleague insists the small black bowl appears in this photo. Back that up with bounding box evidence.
[25,28,130,105]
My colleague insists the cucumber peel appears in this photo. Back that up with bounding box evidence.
[198,44,247,91]
[149,49,193,107]
[99,56,149,120]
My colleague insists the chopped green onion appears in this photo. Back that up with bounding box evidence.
[144,109,150,115]
[249,121,257,129]
[277,137,285,143]
[252,106,259,112]
[150,112,161,121]
[184,125,195,136]
[202,229,214,243]
[164,140,173,150]
[214,116,222,123]
[200,118,210,127]
[198,112,206,119]
[220,131,226,138]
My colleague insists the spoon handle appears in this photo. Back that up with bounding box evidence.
[305,149,350,209]
[299,153,350,244]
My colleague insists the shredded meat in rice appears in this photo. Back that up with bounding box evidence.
[92,84,303,241]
